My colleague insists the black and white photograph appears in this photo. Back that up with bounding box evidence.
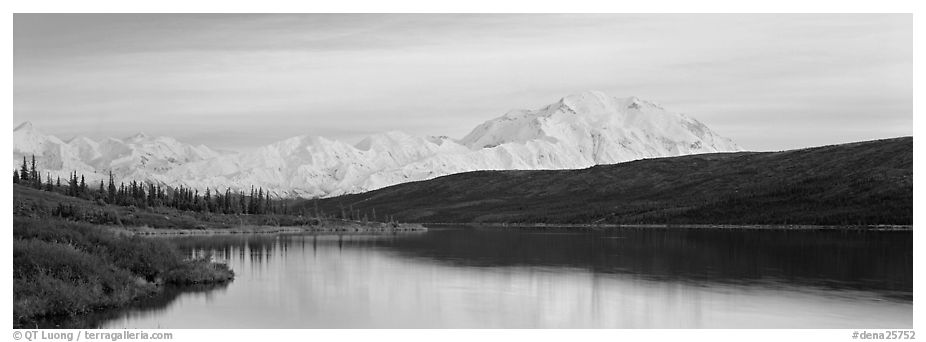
[7,7,918,336]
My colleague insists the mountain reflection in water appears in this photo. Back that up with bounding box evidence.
[69,227,911,328]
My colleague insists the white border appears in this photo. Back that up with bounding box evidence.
[3,1,922,341]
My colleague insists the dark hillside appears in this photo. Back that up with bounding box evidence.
[312,137,912,225]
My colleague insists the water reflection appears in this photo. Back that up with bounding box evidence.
[34,283,230,329]
[82,227,911,328]
[385,227,913,299]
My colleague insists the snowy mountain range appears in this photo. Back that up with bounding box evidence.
[13,91,740,198]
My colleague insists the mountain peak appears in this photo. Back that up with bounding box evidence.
[555,91,667,112]
[560,90,611,108]
[461,91,738,154]
[558,92,663,113]
[622,96,663,111]
[553,91,625,120]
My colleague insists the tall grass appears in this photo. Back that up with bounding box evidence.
[13,217,233,327]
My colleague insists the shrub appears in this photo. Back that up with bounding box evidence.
[13,217,234,327]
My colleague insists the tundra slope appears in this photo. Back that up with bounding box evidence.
[313,137,912,226]
[14,91,739,197]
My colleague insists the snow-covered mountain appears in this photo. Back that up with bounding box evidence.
[13,123,221,185]
[13,91,740,197]
[14,122,96,179]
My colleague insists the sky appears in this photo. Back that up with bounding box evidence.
[13,14,912,152]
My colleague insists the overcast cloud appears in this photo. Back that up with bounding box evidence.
[14,14,911,151]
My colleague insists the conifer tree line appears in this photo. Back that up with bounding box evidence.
[14,155,289,215]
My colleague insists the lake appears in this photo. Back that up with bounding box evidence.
[78,226,912,328]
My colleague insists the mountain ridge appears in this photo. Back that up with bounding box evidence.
[14,91,741,198]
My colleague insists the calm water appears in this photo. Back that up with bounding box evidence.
[79,227,912,328]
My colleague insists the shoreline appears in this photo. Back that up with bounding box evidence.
[123,222,428,236]
[12,216,236,328]
[424,222,913,231]
[15,218,426,327]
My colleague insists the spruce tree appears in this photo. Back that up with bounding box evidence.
[148,183,157,207]
[248,186,255,214]
[20,156,29,182]
[257,188,264,214]
[68,172,78,196]
[44,173,53,191]
[107,172,116,203]
[265,193,272,215]
[224,189,231,214]
[33,170,42,190]
[172,188,180,209]
[204,188,212,212]
[138,186,146,208]
[181,187,187,210]
[13,170,19,183]
[30,155,37,184]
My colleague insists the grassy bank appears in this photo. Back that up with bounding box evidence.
[13,216,233,328]
[126,221,427,236]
